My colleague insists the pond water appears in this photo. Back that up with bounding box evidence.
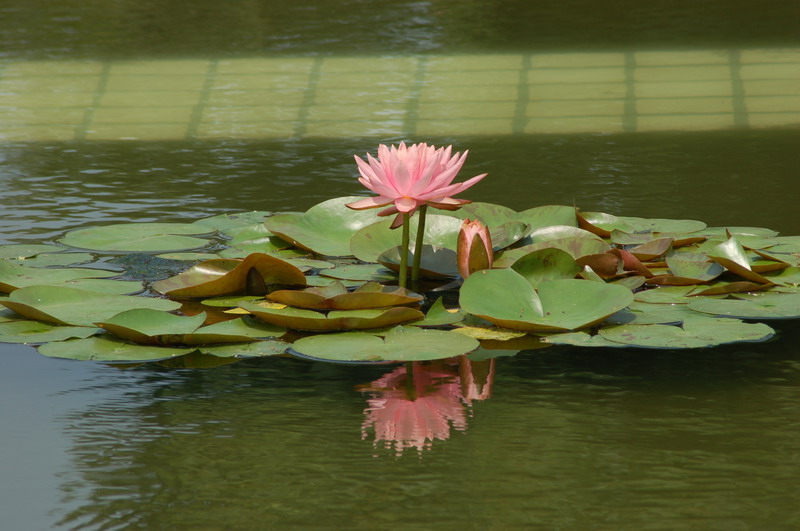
[2,1,800,528]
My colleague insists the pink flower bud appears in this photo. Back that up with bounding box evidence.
[457,219,493,278]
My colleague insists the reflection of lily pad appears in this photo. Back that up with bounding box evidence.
[153,253,306,298]
[264,196,382,257]
[239,302,423,331]
[290,326,479,362]
[60,222,211,252]
[460,269,633,332]
[0,285,181,326]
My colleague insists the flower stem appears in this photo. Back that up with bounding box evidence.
[411,204,427,290]
[399,213,410,288]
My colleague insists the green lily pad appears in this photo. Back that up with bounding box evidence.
[635,285,698,304]
[192,211,272,232]
[96,309,208,344]
[319,264,396,282]
[152,253,306,298]
[290,326,479,362]
[516,205,577,232]
[180,317,285,345]
[460,269,634,332]
[605,301,701,325]
[0,244,64,259]
[511,248,581,289]
[10,252,95,267]
[268,281,422,310]
[38,336,195,362]
[627,238,673,261]
[763,266,800,287]
[55,278,143,295]
[411,297,465,327]
[494,237,610,268]
[598,318,774,349]
[201,295,263,308]
[0,321,100,344]
[578,211,635,237]
[699,226,780,239]
[264,196,382,257]
[707,238,772,284]
[0,261,117,293]
[350,214,462,263]
[197,340,289,358]
[618,216,706,234]
[60,222,211,252]
[0,285,181,326]
[443,201,519,227]
[378,245,459,278]
[543,331,625,348]
[688,292,800,319]
[304,276,365,288]
[664,252,725,282]
[155,252,220,261]
[239,302,423,331]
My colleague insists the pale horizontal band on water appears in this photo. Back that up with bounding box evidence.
[0,48,798,141]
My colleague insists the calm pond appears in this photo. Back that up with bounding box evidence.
[2,1,800,529]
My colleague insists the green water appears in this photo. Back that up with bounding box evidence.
[2,1,800,529]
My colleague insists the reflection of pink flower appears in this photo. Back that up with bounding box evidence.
[459,357,495,404]
[360,362,467,455]
[346,143,487,228]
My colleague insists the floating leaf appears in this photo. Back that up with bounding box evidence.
[0,261,116,293]
[494,237,610,267]
[319,264,396,282]
[60,222,211,252]
[264,197,383,257]
[0,244,64,259]
[38,336,195,361]
[10,252,94,267]
[153,253,306,298]
[290,326,479,362]
[511,248,581,289]
[180,317,285,345]
[197,340,289,358]
[635,285,698,304]
[707,238,773,284]
[192,211,272,232]
[411,297,465,327]
[0,321,100,344]
[618,216,706,234]
[240,302,423,331]
[605,301,701,325]
[378,245,459,278]
[543,331,625,348]
[0,286,181,326]
[96,309,208,345]
[516,205,577,232]
[350,214,461,263]
[451,326,528,341]
[460,269,633,332]
[268,281,422,310]
[201,295,263,308]
[688,292,800,319]
[577,211,635,237]
[155,252,220,261]
[627,237,673,261]
[598,318,774,349]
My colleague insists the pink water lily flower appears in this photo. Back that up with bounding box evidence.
[346,142,487,227]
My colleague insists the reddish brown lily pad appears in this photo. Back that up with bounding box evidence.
[267,281,422,310]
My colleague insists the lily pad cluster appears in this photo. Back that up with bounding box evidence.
[1,196,798,365]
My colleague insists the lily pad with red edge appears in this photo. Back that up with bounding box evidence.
[378,245,459,278]
[459,268,633,332]
[510,248,581,289]
[267,281,423,310]
[264,196,383,257]
[350,214,462,263]
[60,222,212,253]
[627,237,673,261]
[576,253,624,279]
[0,285,181,326]
[577,211,635,237]
[706,238,773,284]
[653,252,725,284]
[152,252,306,298]
[239,302,424,331]
[289,326,479,362]
[597,318,774,349]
